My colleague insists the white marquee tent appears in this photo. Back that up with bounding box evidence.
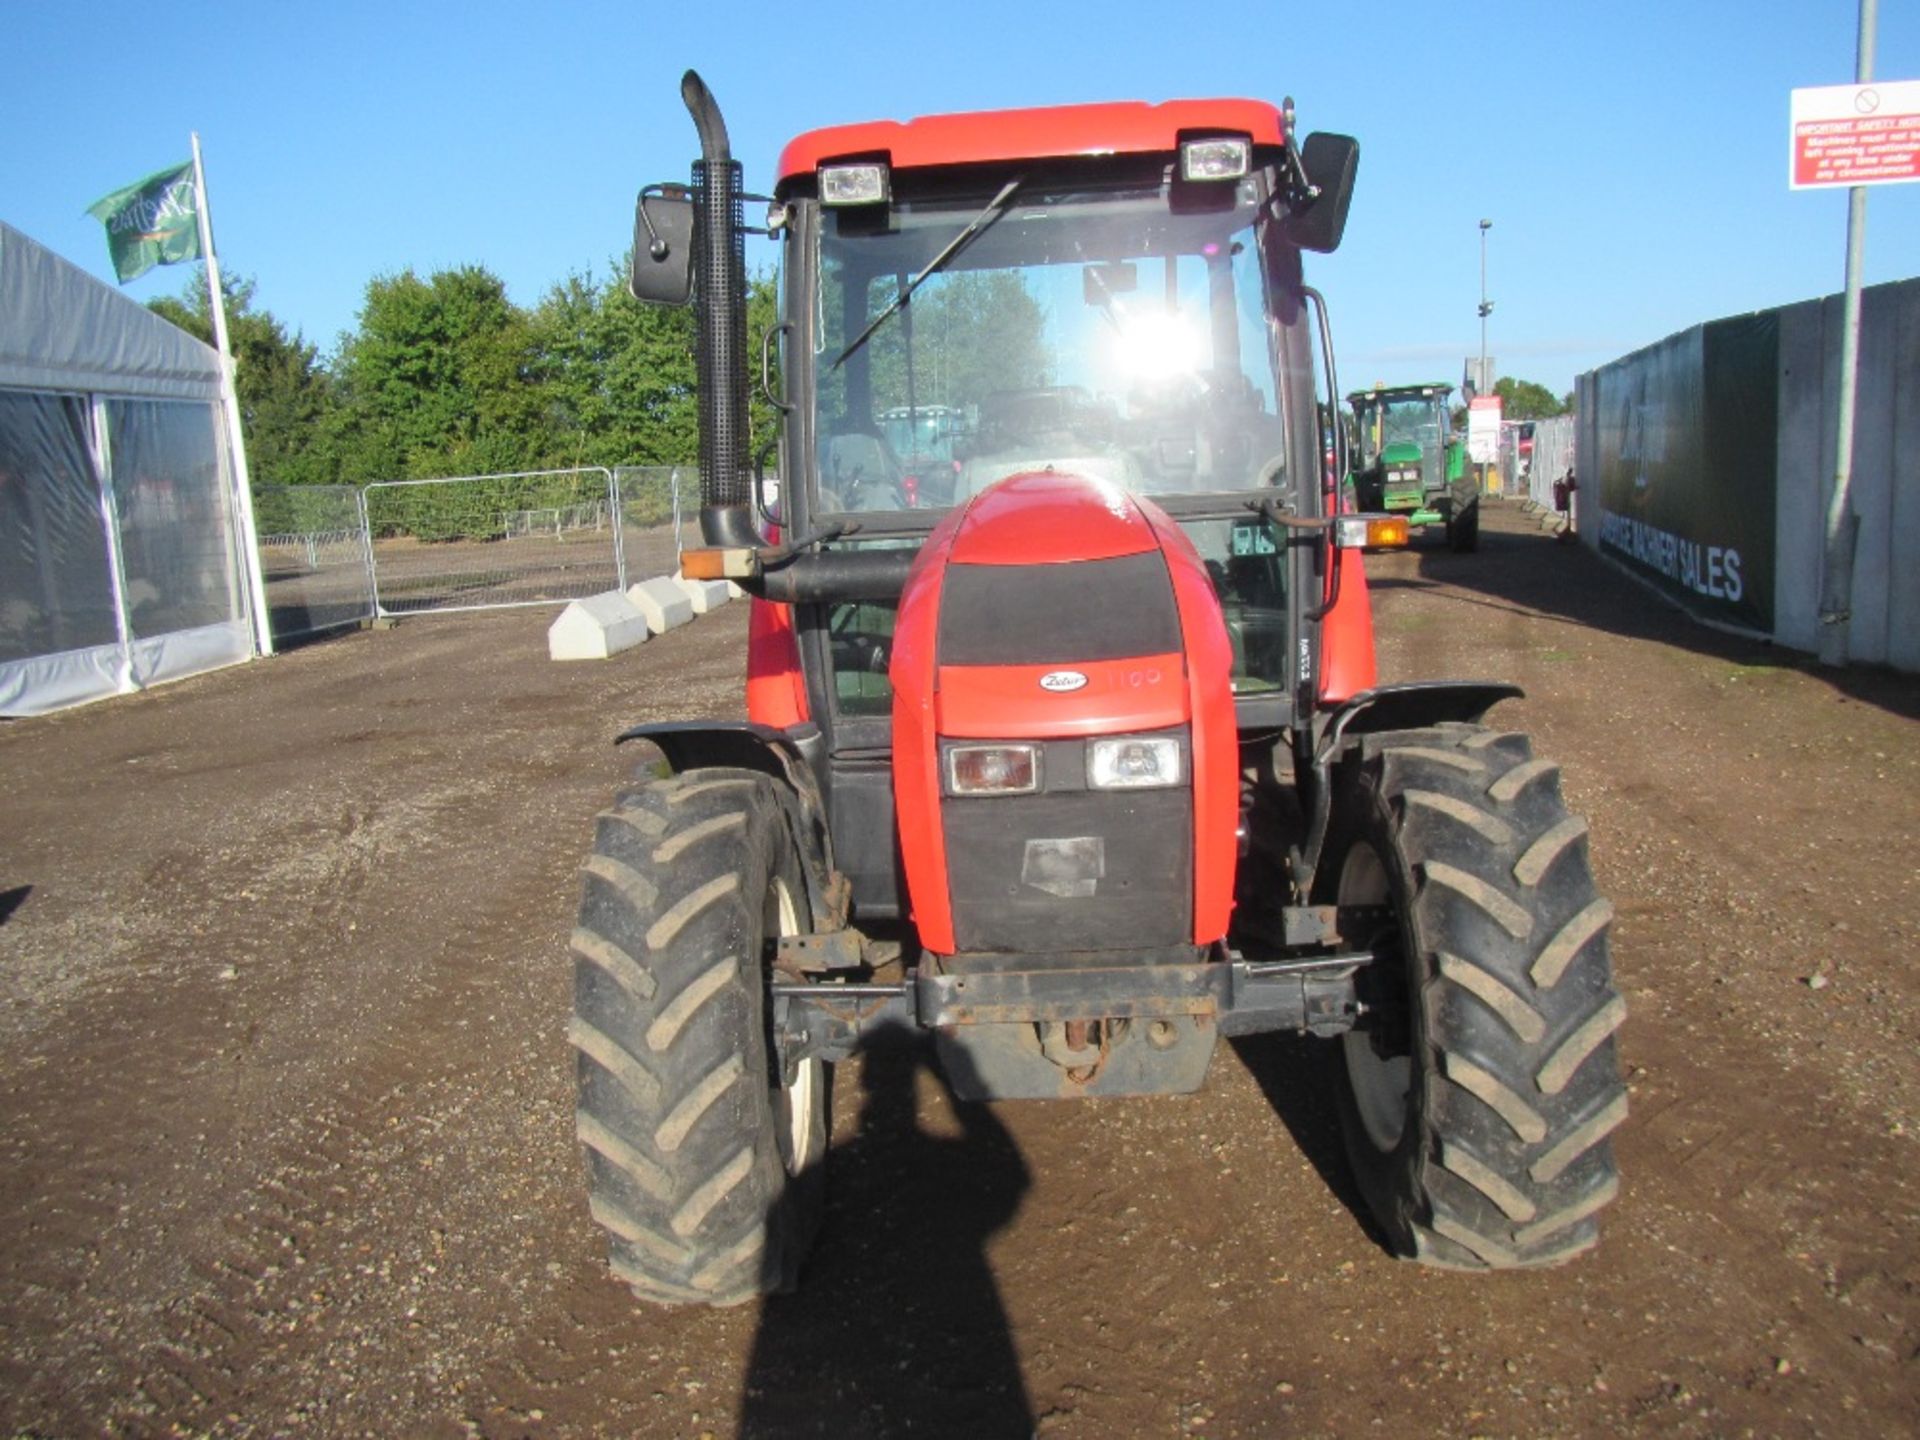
[0,221,265,716]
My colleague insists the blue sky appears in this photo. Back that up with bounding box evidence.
[4,0,1916,398]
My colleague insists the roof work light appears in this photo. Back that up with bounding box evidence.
[820,163,891,206]
[1179,137,1251,182]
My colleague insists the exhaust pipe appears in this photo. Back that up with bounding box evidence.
[680,70,759,550]
[674,71,899,605]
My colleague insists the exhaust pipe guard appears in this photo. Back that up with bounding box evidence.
[681,70,760,550]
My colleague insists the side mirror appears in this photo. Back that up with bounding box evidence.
[1281,133,1359,254]
[631,186,696,306]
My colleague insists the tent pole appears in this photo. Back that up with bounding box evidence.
[90,396,137,694]
[191,132,275,658]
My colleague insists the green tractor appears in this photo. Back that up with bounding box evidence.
[1347,382,1478,551]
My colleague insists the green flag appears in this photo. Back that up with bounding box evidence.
[86,161,201,283]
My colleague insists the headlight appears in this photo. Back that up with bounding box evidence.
[946,744,1040,795]
[1088,735,1183,790]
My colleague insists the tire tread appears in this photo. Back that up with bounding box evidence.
[1333,724,1627,1270]
[569,768,825,1307]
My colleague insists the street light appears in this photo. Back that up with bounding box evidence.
[1477,218,1494,396]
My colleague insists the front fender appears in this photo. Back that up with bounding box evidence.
[1315,680,1523,754]
[613,720,848,931]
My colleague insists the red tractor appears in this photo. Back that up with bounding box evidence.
[570,73,1625,1305]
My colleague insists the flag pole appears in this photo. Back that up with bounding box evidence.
[191,131,275,658]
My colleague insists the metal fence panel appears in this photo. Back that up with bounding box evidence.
[363,468,620,615]
[504,498,612,539]
[1527,415,1577,509]
[614,465,687,584]
[258,468,700,630]
[253,484,375,640]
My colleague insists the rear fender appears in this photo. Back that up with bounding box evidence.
[613,720,848,931]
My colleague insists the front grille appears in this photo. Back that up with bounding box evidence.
[943,786,1192,953]
[937,552,1181,666]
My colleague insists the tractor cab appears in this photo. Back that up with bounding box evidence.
[780,118,1340,725]
[707,98,1377,921]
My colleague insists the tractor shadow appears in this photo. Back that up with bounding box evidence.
[1371,502,1920,723]
[738,1027,1033,1439]
[1227,1033,1391,1254]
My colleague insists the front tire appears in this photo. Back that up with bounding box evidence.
[1320,725,1625,1268]
[570,768,828,1305]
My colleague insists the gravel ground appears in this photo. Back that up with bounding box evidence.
[0,499,1913,1438]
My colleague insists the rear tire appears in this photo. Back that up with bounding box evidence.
[570,768,828,1306]
[1447,497,1480,552]
[1319,725,1625,1268]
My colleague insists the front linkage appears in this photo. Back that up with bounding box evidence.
[768,910,1376,1084]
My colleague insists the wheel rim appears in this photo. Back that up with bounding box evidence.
[1338,840,1411,1153]
[771,877,820,1175]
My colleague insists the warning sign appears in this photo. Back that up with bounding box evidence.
[1790,80,1920,190]
[1467,396,1502,465]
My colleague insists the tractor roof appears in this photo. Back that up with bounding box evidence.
[1348,383,1452,402]
[776,98,1287,189]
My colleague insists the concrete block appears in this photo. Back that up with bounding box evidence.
[549,591,649,661]
[627,576,694,633]
[671,572,732,614]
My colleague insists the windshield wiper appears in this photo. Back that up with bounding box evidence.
[830,177,1023,370]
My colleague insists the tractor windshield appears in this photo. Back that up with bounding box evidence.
[809,177,1294,516]
[1354,394,1445,469]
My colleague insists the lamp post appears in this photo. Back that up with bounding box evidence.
[1817,0,1878,666]
[1477,218,1493,395]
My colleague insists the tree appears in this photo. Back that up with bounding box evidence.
[1491,377,1568,421]
[149,270,337,486]
[745,270,783,462]
[849,269,1049,420]
[528,261,701,469]
[527,270,614,467]
[331,265,547,481]
[527,260,787,472]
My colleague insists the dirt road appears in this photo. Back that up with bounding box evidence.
[1,501,1914,1438]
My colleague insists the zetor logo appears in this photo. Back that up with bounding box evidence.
[1039,670,1089,693]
